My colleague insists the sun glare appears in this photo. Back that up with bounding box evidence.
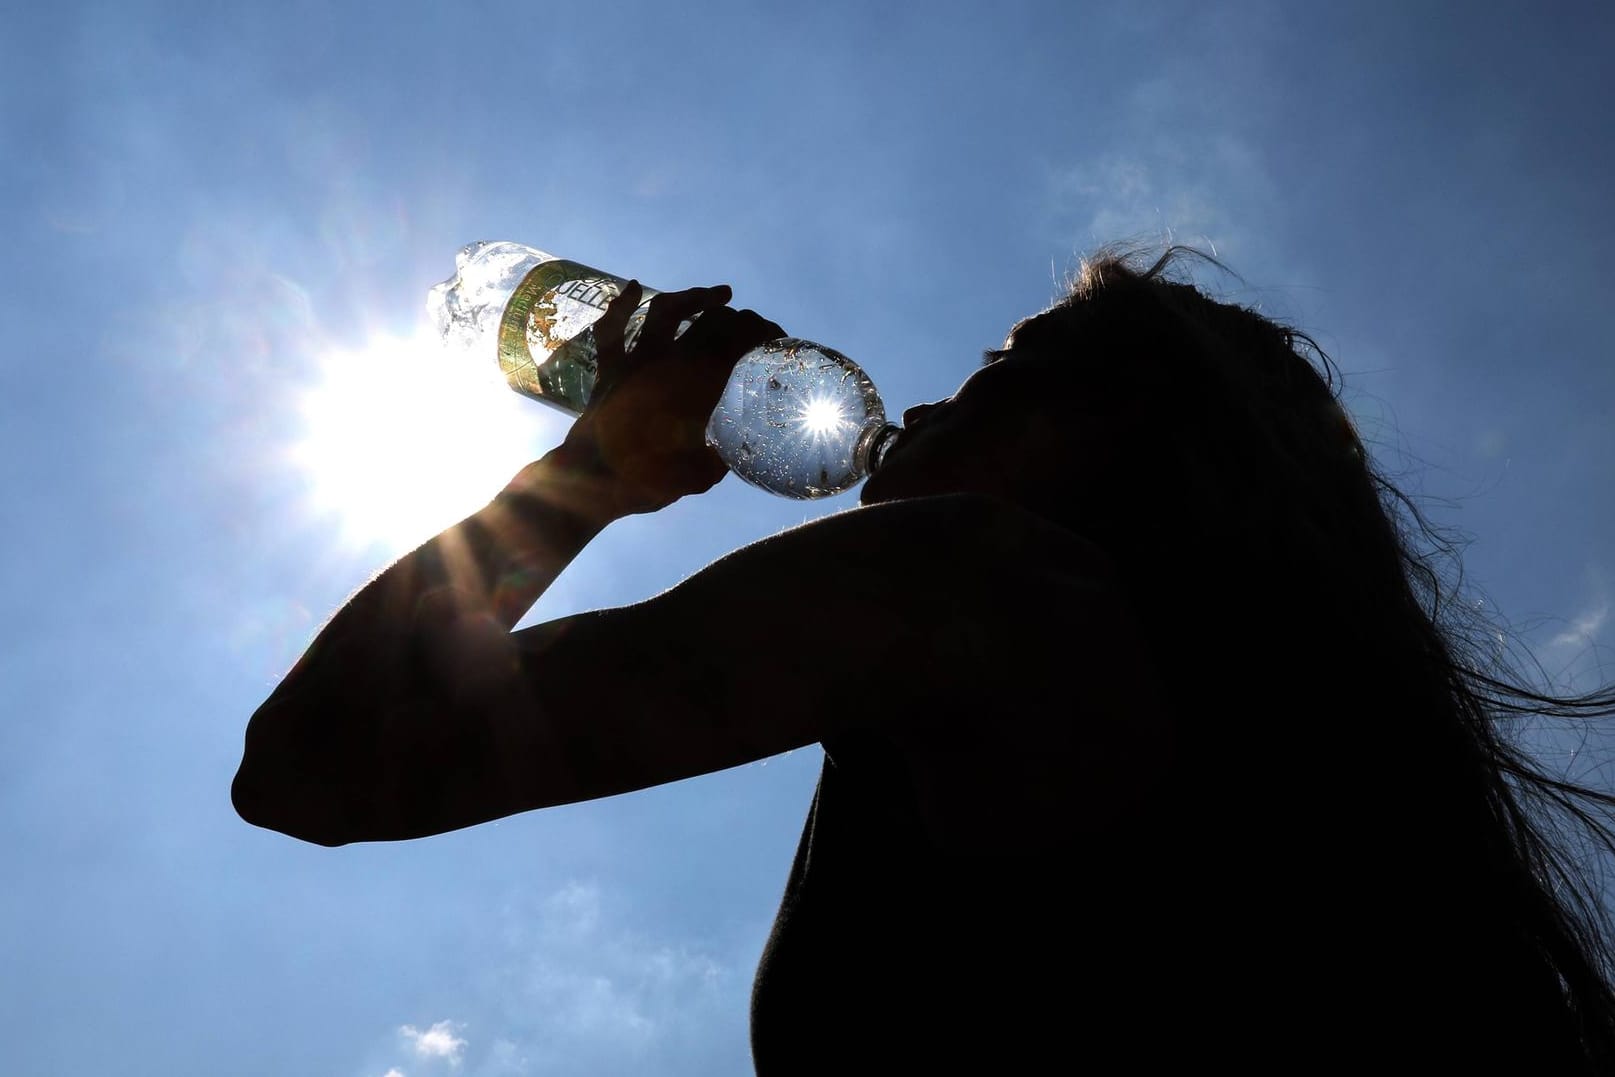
[799,396,848,438]
[290,330,548,554]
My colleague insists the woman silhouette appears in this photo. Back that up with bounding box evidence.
[235,247,1615,1072]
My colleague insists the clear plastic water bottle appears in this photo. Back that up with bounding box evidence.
[427,240,899,499]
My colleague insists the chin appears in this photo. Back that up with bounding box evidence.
[859,459,917,504]
[859,459,957,506]
[859,477,905,506]
[857,476,896,505]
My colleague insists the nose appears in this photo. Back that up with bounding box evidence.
[902,401,940,429]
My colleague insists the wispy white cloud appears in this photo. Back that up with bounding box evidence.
[472,879,741,1076]
[1510,567,1614,782]
[1550,601,1608,651]
[1039,73,1289,291]
[477,1039,527,1076]
[1539,565,1611,693]
[1048,151,1228,254]
[363,880,739,1077]
[400,1020,467,1065]
[509,881,724,1043]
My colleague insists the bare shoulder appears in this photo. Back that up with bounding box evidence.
[813,494,1157,700]
[709,492,1122,602]
[655,492,1141,692]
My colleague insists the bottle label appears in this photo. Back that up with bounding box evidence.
[497,259,625,413]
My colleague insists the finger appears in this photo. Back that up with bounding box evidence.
[593,280,643,360]
[639,285,733,346]
[734,308,787,346]
[678,306,786,359]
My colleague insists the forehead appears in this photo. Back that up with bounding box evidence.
[1003,306,1077,351]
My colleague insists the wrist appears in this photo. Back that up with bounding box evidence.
[498,449,624,534]
[546,431,613,484]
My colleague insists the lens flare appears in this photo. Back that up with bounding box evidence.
[289,329,547,554]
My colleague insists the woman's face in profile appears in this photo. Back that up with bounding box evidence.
[859,312,1084,508]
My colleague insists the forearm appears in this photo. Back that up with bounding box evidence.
[457,446,622,629]
[232,448,620,843]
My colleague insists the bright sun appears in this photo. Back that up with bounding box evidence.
[799,396,848,438]
[289,329,548,554]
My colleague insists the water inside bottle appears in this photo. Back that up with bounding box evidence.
[706,339,890,499]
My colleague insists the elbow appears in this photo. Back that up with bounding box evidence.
[232,750,353,849]
[233,692,366,847]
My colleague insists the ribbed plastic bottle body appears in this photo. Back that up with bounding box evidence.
[429,241,664,415]
[493,259,632,413]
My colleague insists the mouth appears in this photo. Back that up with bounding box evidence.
[859,430,921,502]
[859,422,906,476]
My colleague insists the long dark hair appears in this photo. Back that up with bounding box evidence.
[1031,245,1615,1065]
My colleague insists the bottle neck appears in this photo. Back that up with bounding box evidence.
[858,422,903,478]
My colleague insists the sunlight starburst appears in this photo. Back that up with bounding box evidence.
[798,395,849,439]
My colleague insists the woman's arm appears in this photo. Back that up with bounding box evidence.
[237,472,1144,849]
[232,283,785,844]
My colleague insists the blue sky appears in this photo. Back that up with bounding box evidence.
[3,2,1613,1074]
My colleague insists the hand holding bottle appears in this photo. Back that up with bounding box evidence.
[429,240,899,500]
[556,282,787,517]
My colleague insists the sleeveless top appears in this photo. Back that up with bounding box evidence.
[748,730,1163,1074]
[747,729,1595,1074]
